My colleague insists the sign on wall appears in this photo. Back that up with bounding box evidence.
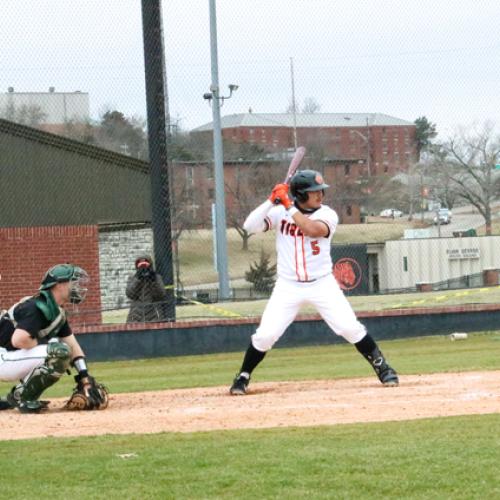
[446,247,480,260]
[331,244,369,295]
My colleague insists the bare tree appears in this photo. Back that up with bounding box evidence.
[0,103,47,127]
[302,97,321,114]
[59,118,97,144]
[358,174,407,215]
[424,147,460,210]
[439,122,500,235]
[169,161,213,291]
[285,96,321,114]
[226,161,285,250]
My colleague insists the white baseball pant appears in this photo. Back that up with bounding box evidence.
[251,274,366,352]
[0,345,49,381]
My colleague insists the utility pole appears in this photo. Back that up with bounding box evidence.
[365,116,371,177]
[290,57,298,150]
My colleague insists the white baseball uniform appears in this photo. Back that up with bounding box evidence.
[0,345,50,381]
[0,296,70,381]
[244,200,366,352]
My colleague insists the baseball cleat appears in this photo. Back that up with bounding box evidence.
[365,349,399,386]
[0,397,14,411]
[380,368,399,386]
[17,401,48,414]
[6,390,49,413]
[374,362,399,386]
[230,375,249,395]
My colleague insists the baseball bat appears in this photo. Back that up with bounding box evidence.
[274,146,306,205]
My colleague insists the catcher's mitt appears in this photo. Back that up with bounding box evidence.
[65,374,109,411]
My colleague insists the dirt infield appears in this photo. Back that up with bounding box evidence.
[1,370,499,441]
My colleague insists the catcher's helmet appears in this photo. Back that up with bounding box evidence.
[40,264,89,304]
[290,169,329,203]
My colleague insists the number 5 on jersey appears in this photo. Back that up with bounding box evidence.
[311,240,320,255]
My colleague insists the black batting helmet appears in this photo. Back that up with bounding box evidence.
[290,170,329,203]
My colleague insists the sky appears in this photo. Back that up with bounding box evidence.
[1,0,500,138]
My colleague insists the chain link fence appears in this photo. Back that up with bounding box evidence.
[1,1,500,325]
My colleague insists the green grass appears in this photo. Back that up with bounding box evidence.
[0,415,499,499]
[2,332,500,397]
[1,334,500,498]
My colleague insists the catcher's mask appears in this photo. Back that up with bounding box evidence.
[290,169,329,203]
[40,264,89,304]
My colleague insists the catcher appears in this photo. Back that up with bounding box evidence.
[0,264,108,413]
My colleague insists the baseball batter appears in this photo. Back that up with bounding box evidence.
[230,170,399,395]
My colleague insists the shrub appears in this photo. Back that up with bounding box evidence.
[245,250,277,293]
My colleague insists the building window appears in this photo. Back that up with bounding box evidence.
[208,188,214,199]
[346,205,352,216]
[344,164,350,176]
[206,165,214,180]
[186,167,194,186]
[403,256,408,272]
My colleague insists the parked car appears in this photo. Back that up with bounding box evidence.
[380,208,403,218]
[433,208,452,225]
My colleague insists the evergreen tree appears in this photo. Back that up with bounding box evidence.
[245,251,277,293]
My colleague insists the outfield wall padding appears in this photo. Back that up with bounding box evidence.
[74,304,500,361]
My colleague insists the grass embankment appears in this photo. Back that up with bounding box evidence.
[105,216,499,324]
[178,219,418,287]
[102,284,500,323]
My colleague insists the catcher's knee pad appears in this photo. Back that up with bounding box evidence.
[11,343,70,404]
[13,364,61,404]
[46,341,71,374]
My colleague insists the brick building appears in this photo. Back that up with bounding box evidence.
[192,112,418,178]
[170,158,365,224]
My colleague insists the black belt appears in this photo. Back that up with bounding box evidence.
[298,273,329,283]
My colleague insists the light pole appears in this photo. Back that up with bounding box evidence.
[203,0,238,300]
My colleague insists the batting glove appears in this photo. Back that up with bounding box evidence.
[268,183,289,204]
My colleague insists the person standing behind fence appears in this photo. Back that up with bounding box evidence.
[125,255,169,322]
